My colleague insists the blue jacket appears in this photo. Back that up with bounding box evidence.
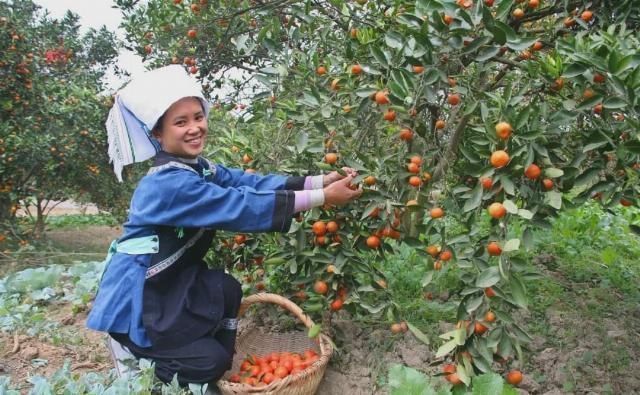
[87,152,304,347]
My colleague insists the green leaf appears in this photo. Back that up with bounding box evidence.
[517,209,533,220]
[582,141,608,153]
[465,294,484,314]
[308,323,321,338]
[544,168,564,178]
[545,191,562,210]
[463,184,483,212]
[370,46,389,68]
[385,31,404,49]
[407,322,430,346]
[436,339,458,358]
[502,199,518,214]
[503,239,520,252]
[510,275,528,308]
[475,266,500,288]
[388,364,435,395]
[603,97,627,109]
[422,271,434,287]
[500,176,515,195]
[563,63,588,78]
[472,373,504,395]
[476,46,501,62]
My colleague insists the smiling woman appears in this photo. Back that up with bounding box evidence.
[85,65,363,389]
[152,97,208,158]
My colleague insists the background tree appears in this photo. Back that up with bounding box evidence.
[0,0,133,241]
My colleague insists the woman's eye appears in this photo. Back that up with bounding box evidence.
[176,121,186,127]
[195,115,204,121]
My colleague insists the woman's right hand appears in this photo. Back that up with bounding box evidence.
[323,175,363,206]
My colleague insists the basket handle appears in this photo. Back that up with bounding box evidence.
[238,292,315,329]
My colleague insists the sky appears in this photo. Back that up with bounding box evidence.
[32,0,147,91]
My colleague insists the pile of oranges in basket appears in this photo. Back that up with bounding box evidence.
[228,349,320,386]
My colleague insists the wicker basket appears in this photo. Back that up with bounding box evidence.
[217,293,333,395]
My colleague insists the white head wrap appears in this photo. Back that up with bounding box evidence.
[106,65,210,181]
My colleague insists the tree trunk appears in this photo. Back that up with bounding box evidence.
[33,196,46,240]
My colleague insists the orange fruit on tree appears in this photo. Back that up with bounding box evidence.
[409,176,422,187]
[412,65,425,73]
[583,88,595,99]
[242,153,252,163]
[495,122,513,140]
[326,221,339,233]
[593,72,605,84]
[484,310,497,323]
[187,29,197,39]
[435,119,446,129]
[330,299,344,311]
[391,323,403,334]
[487,241,502,256]
[315,235,327,246]
[490,150,510,168]
[313,280,329,294]
[234,234,247,245]
[324,152,338,164]
[484,0,494,5]
[383,109,396,121]
[512,8,524,19]
[312,220,327,236]
[506,370,523,386]
[316,66,327,75]
[375,90,390,105]
[528,0,539,8]
[488,202,507,219]
[620,198,633,207]
[551,77,564,91]
[376,279,388,288]
[484,287,496,298]
[474,322,489,335]
[581,10,593,22]
[422,171,432,182]
[410,155,423,165]
[532,41,543,51]
[433,260,442,270]
[481,177,493,189]
[564,17,576,27]
[364,175,376,186]
[430,207,445,219]
[439,250,453,261]
[351,64,363,75]
[350,28,358,38]
[447,93,461,105]
[426,245,440,257]
[524,163,541,180]
[366,235,381,249]
[407,162,420,174]
[443,14,453,25]
[330,78,340,90]
[542,178,554,190]
[399,128,414,141]
[593,103,603,114]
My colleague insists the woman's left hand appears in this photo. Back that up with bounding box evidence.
[323,167,358,186]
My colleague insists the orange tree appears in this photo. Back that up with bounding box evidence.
[121,0,638,387]
[0,1,131,242]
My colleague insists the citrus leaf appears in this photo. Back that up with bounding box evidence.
[502,239,520,252]
[475,266,500,288]
[502,199,518,214]
[407,322,430,345]
[544,168,564,178]
[308,323,321,338]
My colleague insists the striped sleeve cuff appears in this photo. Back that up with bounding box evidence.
[293,189,325,212]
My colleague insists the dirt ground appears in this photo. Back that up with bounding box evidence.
[2,225,639,394]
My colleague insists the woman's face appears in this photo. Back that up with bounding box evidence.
[155,97,207,158]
